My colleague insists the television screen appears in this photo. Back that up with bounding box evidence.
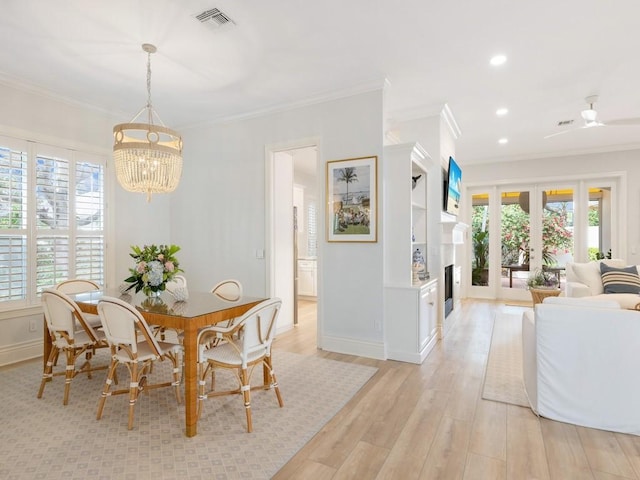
[445,156,461,216]
[442,167,448,211]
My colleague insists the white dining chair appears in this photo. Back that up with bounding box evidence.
[38,289,109,405]
[55,279,102,329]
[55,278,101,295]
[96,296,182,430]
[211,279,242,301]
[197,297,283,432]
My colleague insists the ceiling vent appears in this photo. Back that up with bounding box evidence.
[194,8,235,29]
[557,119,574,126]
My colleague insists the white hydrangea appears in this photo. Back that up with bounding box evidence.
[147,260,164,286]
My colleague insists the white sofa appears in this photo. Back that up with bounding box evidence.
[565,259,640,309]
[522,297,640,435]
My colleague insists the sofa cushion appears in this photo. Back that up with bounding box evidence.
[542,296,621,309]
[569,259,625,295]
[586,293,640,310]
[600,263,640,294]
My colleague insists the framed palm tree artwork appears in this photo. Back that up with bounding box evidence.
[326,155,377,242]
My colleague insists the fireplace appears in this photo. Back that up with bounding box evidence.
[444,264,453,317]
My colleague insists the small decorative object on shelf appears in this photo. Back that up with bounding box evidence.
[412,263,421,284]
[124,244,183,297]
[412,174,422,190]
[412,248,426,283]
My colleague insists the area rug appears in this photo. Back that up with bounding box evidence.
[482,312,529,407]
[0,350,377,479]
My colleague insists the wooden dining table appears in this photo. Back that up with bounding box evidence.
[53,289,264,437]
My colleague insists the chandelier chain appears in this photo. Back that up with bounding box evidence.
[146,50,153,125]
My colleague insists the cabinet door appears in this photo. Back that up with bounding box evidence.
[418,287,430,350]
[298,261,316,296]
[419,284,437,351]
[426,285,438,337]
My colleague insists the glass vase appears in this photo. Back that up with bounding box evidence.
[143,286,162,298]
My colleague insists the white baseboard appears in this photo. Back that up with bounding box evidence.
[386,334,439,364]
[320,335,385,360]
[0,339,42,367]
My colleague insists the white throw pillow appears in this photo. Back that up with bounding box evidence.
[570,259,625,295]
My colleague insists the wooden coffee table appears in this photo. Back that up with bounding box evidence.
[530,287,561,305]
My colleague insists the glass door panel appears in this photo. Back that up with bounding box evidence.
[587,186,612,260]
[471,192,490,287]
[500,189,533,293]
[540,188,574,291]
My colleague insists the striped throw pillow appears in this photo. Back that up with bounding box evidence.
[600,263,640,294]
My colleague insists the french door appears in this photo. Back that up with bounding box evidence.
[469,183,577,302]
[498,185,575,301]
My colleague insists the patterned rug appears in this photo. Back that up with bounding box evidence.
[482,312,529,407]
[0,350,377,479]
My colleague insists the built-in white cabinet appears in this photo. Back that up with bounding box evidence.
[384,279,438,363]
[297,259,317,297]
[383,142,439,363]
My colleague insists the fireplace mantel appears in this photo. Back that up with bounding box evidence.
[441,219,468,245]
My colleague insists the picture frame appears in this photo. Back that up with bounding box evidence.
[326,155,377,242]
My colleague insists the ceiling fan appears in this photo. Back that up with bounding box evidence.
[544,95,640,139]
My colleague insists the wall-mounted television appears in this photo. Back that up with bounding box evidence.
[444,156,462,216]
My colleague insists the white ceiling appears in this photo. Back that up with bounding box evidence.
[1,0,640,165]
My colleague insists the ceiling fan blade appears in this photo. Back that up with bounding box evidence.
[604,117,640,126]
[544,122,604,139]
[544,128,578,139]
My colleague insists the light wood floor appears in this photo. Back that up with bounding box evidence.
[274,298,640,480]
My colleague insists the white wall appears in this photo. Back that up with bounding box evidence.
[171,90,386,356]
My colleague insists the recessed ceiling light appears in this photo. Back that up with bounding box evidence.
[490,54,507,66]
[498,138,508,144]
[496,108,509,116]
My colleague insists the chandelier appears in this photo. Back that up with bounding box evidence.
[113,43,183,202]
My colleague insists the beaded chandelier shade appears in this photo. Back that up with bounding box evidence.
[113,43,183,202]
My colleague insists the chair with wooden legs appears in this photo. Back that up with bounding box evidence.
[55,278,102,329]
[197,297,283,432]
[38,289,109,405]
[210,279,242,301]
[96,296,182,430]
[52,278,103,367]
[55,278,100,294]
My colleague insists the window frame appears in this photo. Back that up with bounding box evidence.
[0,135,108,311]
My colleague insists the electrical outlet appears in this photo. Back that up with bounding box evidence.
[29,319,37,332]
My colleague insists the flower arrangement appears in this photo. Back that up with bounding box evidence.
[526,268,559,289]
[124,244,183,296]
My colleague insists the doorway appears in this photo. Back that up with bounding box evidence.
[267,143,319,334]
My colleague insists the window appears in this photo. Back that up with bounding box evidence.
[0,137,105,308]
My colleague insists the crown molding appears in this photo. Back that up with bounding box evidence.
[181,78,388,130]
